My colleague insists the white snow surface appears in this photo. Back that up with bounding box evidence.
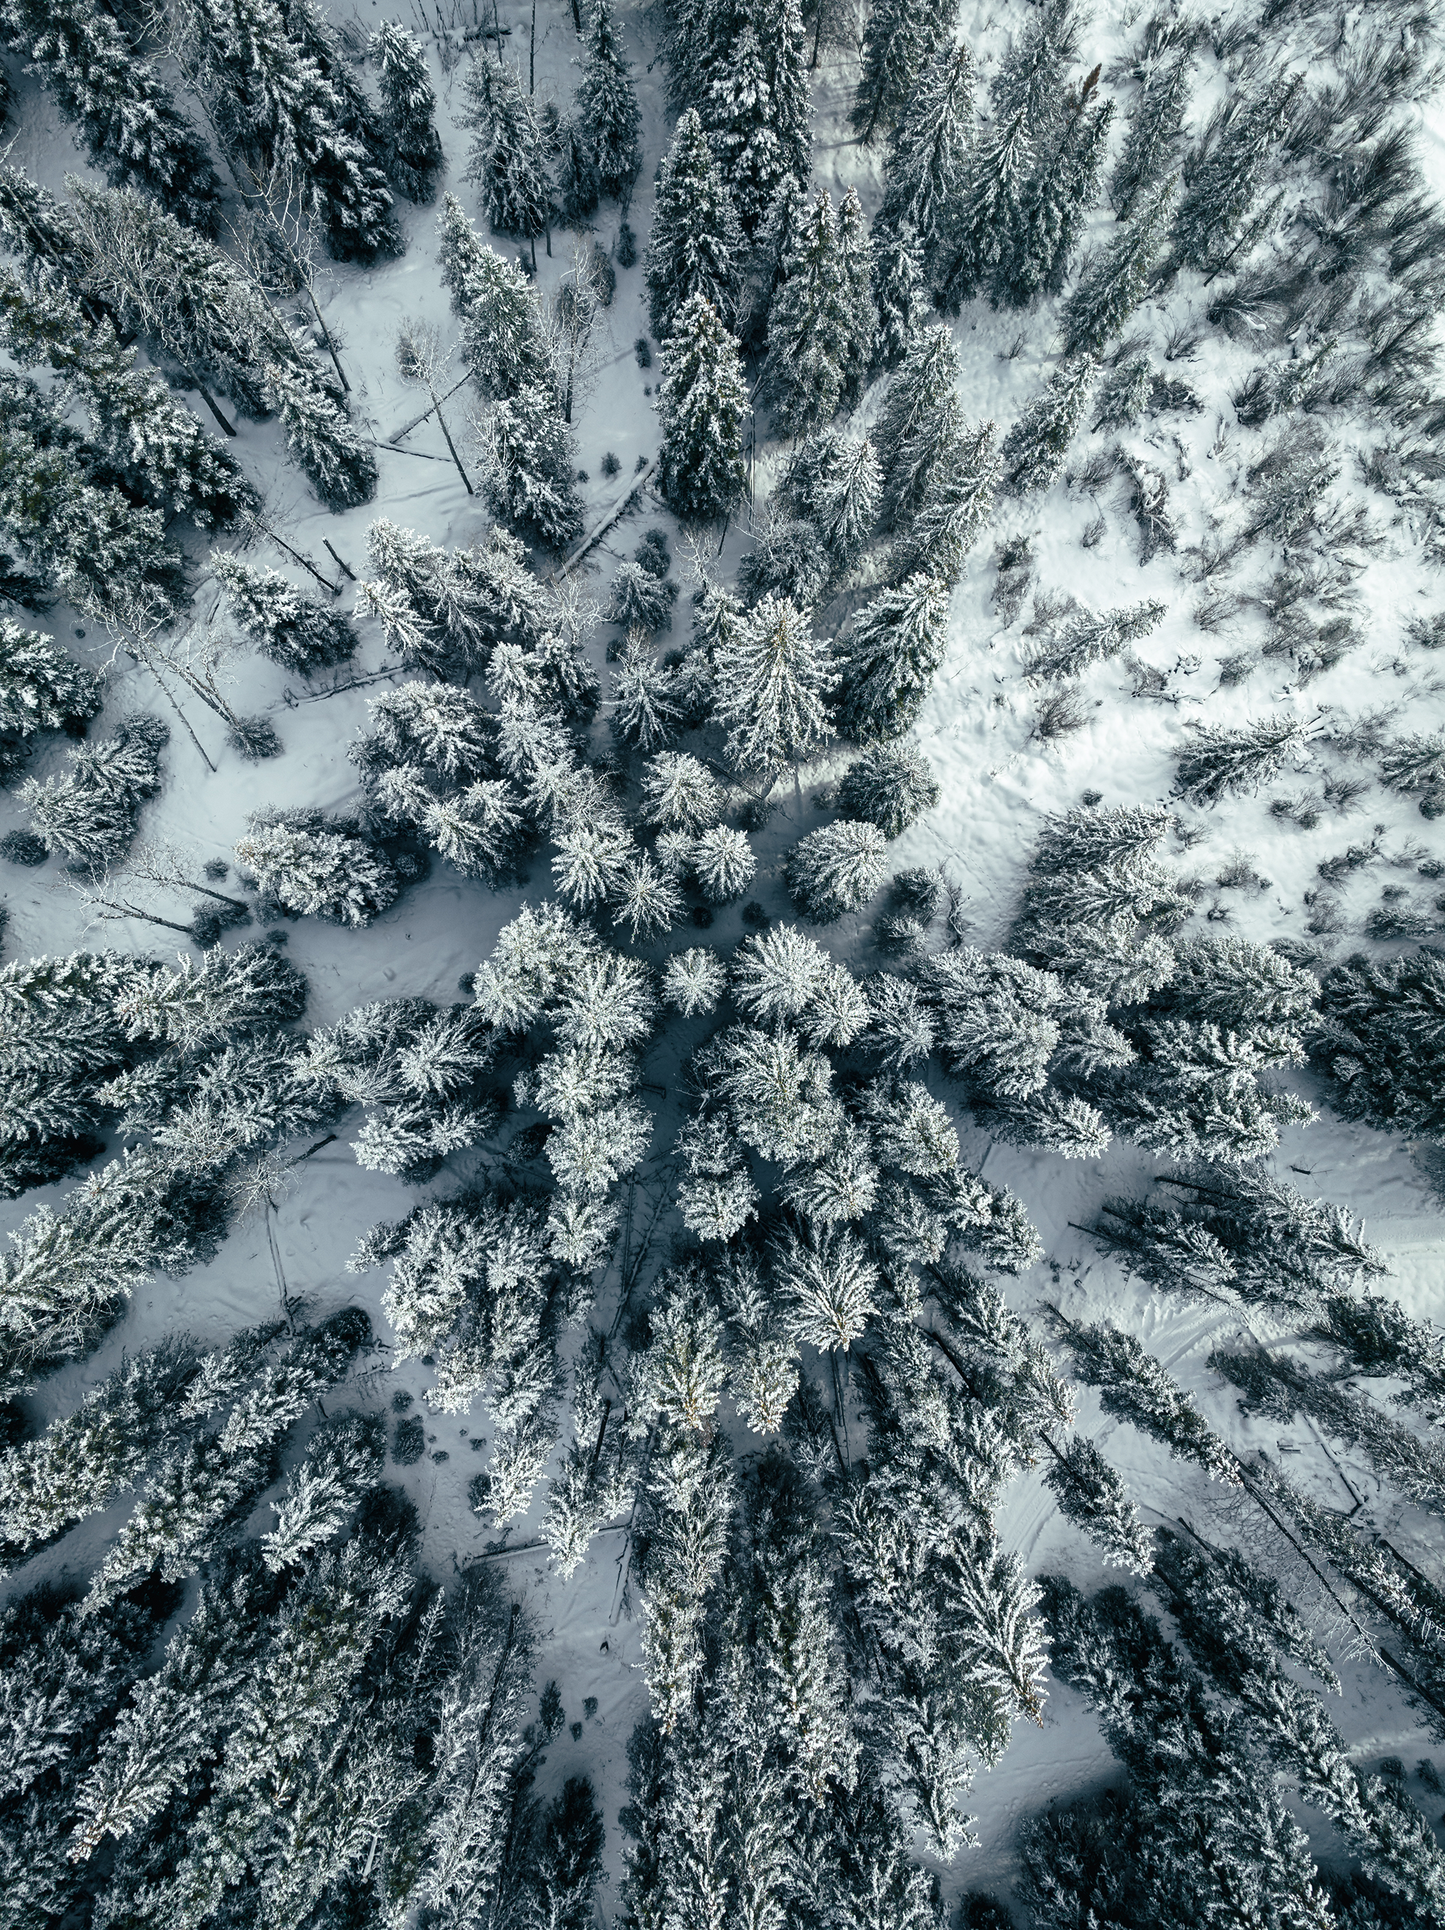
[4,0,1445,1915]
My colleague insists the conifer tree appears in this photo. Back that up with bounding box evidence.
[20,715,168,875]
[785,819,887,921]
[261,359,378,510]
[838,742,940,837]
[1041,1433,1153,1574]
[371,18,443,201]
[878,38,975,272]
[236,807,401,925]
[644,108,743,338]
[656,294,749,524]
[873,324,962,530]
[479,383,585,548]
[1051,1313,1242,1486]
[760,0,812,192]
[1172,73,1301,277]
[891,419,999,586]
[0,618,101,781]
[1110,47,1191,218]
[1174,711,1313,807]
[1003,80,1113,308]
[935,110,1030,312]
[851,0,952,145]
[0,0,223,234]
[1061,178,1173,357]
[1312,946,1445,1143]
[871,217,924,369]
[704,24,783,236]
[576,0,642,200]
[212,554,358,673]
[463,52,554,254]
[835,573,952,738]
[180,0,399,261]
[714,593,834,776]
[765,190,851,438]
[438,196,556,400]
[999,356,1096,496]
[835,186,875,407]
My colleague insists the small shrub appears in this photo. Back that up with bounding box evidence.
[601,451,621,478]
[0,828,47,865]
[616,221,637,268]
[634,336,652,369]
[393,1414,425,1464]
[229,715,283,760]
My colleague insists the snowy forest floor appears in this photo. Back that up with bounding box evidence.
[5,0,1445,1916]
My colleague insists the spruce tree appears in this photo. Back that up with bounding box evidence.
[838,742,939,836]
[714,593,834,775]
[878,37,975,271]
[261,360,378,511]
[0,618,101,781]
[764,190,850,438]
[1110,46,1191,218]
[1172,73,1302,276]
[890,419,999,585]
[463,52,554,255]
[1312,946,1445,1143]
[836,186,876,408]
[576,0,642,200]
[236,807,401,924]
[936,110,1031,311]
[1061,178,1173,357]
[704,24,783,236]
[999,356,1096,496]
[1041,1434,1153,1574]
[1051,1313,1242,1486]
[835,574,952,739]
[20,715,168,874]
[438,196,556,400]
[785,819,888,921]
[656,294,749,524]
[761,0,812,190]
[555,116,602,226]
[870,216,924,370]
[851,0,952,145]
[644,108,744,338]
[480,382,584,548]
[873,323,962,530]
[1002,79,1114,308]
[371,18,443,201]
[0,0,223,234]
[213,554,357,673]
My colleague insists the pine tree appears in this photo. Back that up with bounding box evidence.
[1061,178,1174,357]
[371,19,443,201]
[20,715,168,875]
[213,554,358,673]
[1110,47,1191,218]
[785,819,887,921]
[236,807,401,924]
[1003,82,1114,308]
[713,593,834,775]
[999,356,1096,496]
[878,38,975,271]
[871,217,924,370]
[765,190,852,438]
[835,573,952,738]
[656,294,749,524]
[1041,1433,1153,1574]
[479,383,585,548]
[644,108,743,338]
[463,51,554,258]
[1051,1313,1242,1485]
[576,0,642,199]
[0,618,101,781]
[261,359,378,510]
[851,0,952,145]
[704,24,783,236]
[0,0,223,234]
[1174,712,1313,806]
[438,196,556,400]
[1313,947,1445,1143]
[641,750,722,833]
[691,824,757,902]
[935,110,1031,312]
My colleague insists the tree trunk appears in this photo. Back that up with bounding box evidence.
[431,394,475,493]
[191,378,237,437]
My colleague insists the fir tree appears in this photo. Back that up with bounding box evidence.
[1312,946,1445,1143]
[213,554,357,674]
[644,108,743,338]
[759,0,811,191]
[1002,81,1113,308]
[713,593,834,776]
[0,0,223,233]
[1172,73,1302,277]
[555,115,602,226]
[576,0,642,200]
[835,573,952,738]
[704,24,784,236]
[851,0,952,145]
[1041,1433,1153,1574]
[936,110,1031,312]
[777,428,881,571]
[438,196,556,400]
[999,356,1096,496]
[1174,712,1314,807]
[692,824,757,903]
[1061,178,1174,357]
[641,751,722,833]
[765,190,852,439]
[835,186,875,407]
[878,37,975,271]
[663,945,729,1015]
[0,618,101,781]
[1052,1313,1242,1486]
[479,383,585,549]
[371,19,443,201]
[871,217,925,370]
[785,819,888,921]
[236,807,401,925]
[261,360,378,511]
[656,294,750,525]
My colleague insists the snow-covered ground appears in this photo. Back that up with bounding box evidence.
[5,0,1445,1915]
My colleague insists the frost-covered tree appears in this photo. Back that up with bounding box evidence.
[714,594,834,776]
[236,807,401,925]
[702,24,781,237]
[644,109,743,338]
[1052,1313,1241,1485]
[1002,83,1113,308]
[1312,947,1445,1143]
[878,37,975,271]
[851,0,953,144]
[1175,712,1313,807]
[462,52,553,254]
[838,742,940,837]
[261,359,378,511]
[213,554,357,674]
[0,618,101,781]
[871,217,925,371]
[692,824,757,903]
[1110,47,1191,218]
[662,945,728,1015]
[935,110,1030,312]
[439,197,556,400]
[786,819,887,921]
[1061,179,1173,358]
[20,715,167,875]
[478,382,585,549]
[1172,73,1301,277]
[371,19,442,200]
[874,324,962,531]
[641,750,721,834]
[0,0,223,233]
[777,428,881,571]
[835,574,952,739]
[656,295,749,524]
[1041,1433,1153,1574]
[999,356,1096,496]
[362,519,528,680]
[889,419,999,588]
[775,1219,878,1351]
[576,0,642,199]
[765,190,854,438]
[1025,599,1166,682]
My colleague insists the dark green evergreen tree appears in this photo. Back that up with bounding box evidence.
[644,107,743,337]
